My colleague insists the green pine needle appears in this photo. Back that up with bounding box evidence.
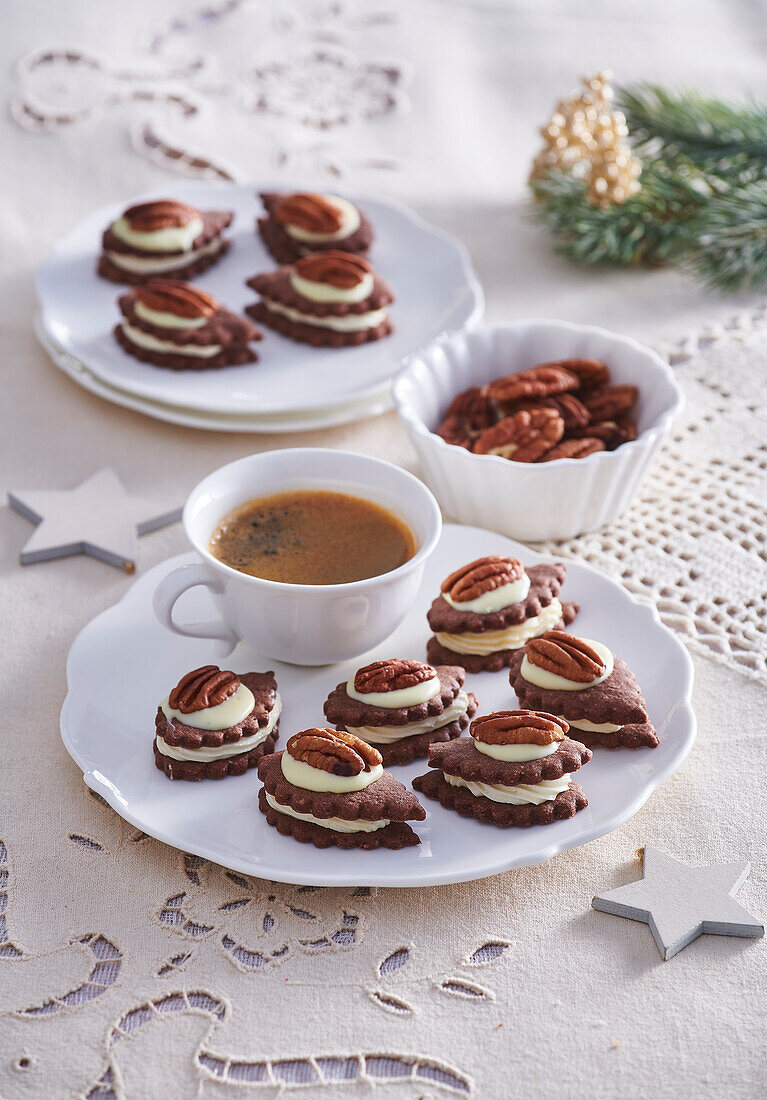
[674,179,767,291]
[619,84,767,161]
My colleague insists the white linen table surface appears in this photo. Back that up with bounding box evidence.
[0,2,765,1098]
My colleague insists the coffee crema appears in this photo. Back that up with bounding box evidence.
[209,490,416,585]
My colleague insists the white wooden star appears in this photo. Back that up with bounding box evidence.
[8,467,181,573]
[592,846,764,960]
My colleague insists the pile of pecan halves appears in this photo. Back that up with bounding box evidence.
[436,359,638,462]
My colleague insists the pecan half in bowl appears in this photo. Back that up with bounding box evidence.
[393,321,683,541]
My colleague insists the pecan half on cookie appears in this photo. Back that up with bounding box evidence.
[286,727,381,776]
[442,555,525,602]
[136,280,218,322]
[295,251,372,288]
[274,193,345,235]
[471,709,569,745]
[169,665,240,711]
[354,658,435,695]
[526,632,608,683]
[122,199,200,232]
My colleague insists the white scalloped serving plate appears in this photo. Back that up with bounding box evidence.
[35,313,392,434]
[36,181,484,423]
[60,524,695,887]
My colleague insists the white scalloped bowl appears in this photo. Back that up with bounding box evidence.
[393,321,684,542]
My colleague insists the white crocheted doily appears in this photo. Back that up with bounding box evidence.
[542,306,767,683]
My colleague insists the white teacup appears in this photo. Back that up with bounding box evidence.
[153,448,442,666]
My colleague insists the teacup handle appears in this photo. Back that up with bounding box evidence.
[152,562,239,655]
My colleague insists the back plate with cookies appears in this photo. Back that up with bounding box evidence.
[36,181,484,430]
[60,524,695,887]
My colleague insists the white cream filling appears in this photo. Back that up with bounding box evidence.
[444,772,571,805]
[265,792,389,833]
[121,323,221,358]
[106,239,222,274]
[161,683,256,730]
[157,693,282,762]
[473,738,560,762]
[283,196,361,242]
[562,716,623,733]
[111,215,204,252]
[435,600,563,655]
[346,691,471,745]
[290,271,374,304]
[261,298,386,332]
[281,752,383,793]
[134,300,207,329]
[443,574,531,613]
[346,674,441,710]
[520,639,614,692]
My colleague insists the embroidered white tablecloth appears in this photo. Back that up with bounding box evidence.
[1,2,765,1097]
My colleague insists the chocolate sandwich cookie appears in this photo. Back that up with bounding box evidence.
[257,191,373,264]
[245,250,394,348]
[154,665,280,780]
[508,631,659,749]
[115,279,262,370]
[98,199,232,285]
[413,710,591,826]
[426,556,579,673]
[258,728,425,849]
[323,658,479,766]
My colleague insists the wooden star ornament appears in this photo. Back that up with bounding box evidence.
[8,467,182,573]
[592,846,764,960]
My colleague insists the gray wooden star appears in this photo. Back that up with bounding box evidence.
[8,467,181,573]
[592,847,764,960]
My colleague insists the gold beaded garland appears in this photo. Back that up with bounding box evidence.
[530,71,642,207]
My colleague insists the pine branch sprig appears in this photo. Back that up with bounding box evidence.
[531,78,767,291]
[530,164,705,269]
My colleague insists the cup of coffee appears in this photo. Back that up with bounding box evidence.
[152,448,442,665]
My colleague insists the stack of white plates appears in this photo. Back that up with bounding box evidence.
[36,182,484,433]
